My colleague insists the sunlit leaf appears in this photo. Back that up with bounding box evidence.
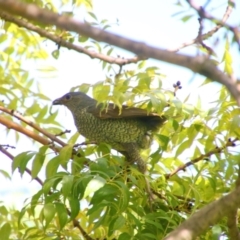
[43,203,56,228]
[0,223,11,240]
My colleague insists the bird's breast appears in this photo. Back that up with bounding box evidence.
[72,110,151,149]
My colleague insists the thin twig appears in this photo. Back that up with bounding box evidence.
[0,11,142,65]
[67,208,93,240]
[0,146,44,185]
[187,0,240,49]
[165,138,238,179]
[196,15,214,55]
[169,0,234,51]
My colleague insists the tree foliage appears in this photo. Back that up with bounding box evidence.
[0,0,240,239]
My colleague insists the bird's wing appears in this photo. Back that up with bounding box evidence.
[86,103,159,119]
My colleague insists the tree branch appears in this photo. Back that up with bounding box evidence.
[186,0,240,49]
[165,138,238,179]
[163,186,240,240]
[0,115,59,151]
[187,0,234,28]
[227,162,240,240]
[0,0,240,105]
[0,106,66,147]
[169,0,234,52]
[0,11,141,65]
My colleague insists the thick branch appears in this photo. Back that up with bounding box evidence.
[0,115,89,166]
[0,11,141,65]
[0,115,59,151]
[164,186,240,240]
[0,0,240,105]
[227,163,240,240]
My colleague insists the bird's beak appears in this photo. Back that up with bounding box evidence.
[52,98,62,105]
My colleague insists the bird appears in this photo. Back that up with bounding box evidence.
[52,92,166,173]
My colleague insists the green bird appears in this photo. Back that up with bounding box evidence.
[52,92,166,173]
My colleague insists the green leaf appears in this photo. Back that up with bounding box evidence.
[73,175,93,199]
[43,203,56,228]
[46,156,61,179]
[43,177,62,194]
[156,134,169,151]
[37,105,48,120]
[0,223,11,240]
[175,140,191,157]
[62,175,74,198]
[59,145,73,169]
[90,184,118,205]
[50,46,61,58]
[0,169,11,180]
[84,176,105,198]
[92,83,110,101]
[181,14,193,22]
[172,99,182,113]
[23,227,41,239]
[30,190,42,214]
[0,206,8,215]
[114,181,130,211]
[68,132,80,144]
[118,232,132,240]
[77,83,91,93]
[5,46,15,55]
[88,11,98,20]
[31,145,48,178]
[108,215,125,237]
[0,33,7,43]
[183,103,194,116]
[55,203,68,229]
[12,151,35,175]
[18,206,27,227]
[78,35,89,42]
[172,119,179,131]
[211,225,222,240]
[68,197,80,220]
[106,47,113,56]
[138,61,146,69]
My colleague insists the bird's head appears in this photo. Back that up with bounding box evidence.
[52,92,95,111]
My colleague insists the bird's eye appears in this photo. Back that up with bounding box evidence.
[65,94,71,100]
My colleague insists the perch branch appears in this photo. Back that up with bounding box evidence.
[0,106,66,147]
[0,115,59,151]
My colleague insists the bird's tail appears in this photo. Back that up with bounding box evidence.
[140,115,167,131]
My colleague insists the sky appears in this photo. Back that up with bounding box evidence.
[0,0,240,208]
